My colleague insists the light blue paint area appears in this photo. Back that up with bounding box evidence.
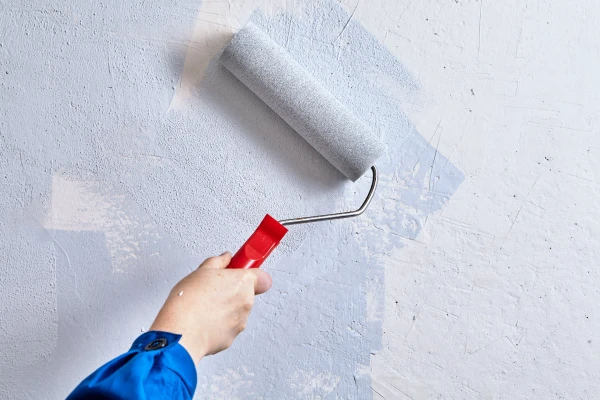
[191,1,464,398]
[0,0,462,398]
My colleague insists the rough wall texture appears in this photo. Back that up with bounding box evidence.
[361,0,600,398]
[0,0,461,398]
[2,0,597,399]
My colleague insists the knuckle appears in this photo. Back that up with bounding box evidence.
[205,256,219,264]
[243,296,254,311]
[202,256,222,267]
[242,271,256,284]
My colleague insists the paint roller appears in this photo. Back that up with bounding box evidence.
[220,22,386,269]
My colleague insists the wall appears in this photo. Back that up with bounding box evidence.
[0,0,598,399]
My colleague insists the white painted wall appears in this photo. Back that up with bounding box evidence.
[1,0,598,398]
[183,0,600,397]
[354,0,600,398]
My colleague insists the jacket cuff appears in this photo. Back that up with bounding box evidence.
[130,330,197,393]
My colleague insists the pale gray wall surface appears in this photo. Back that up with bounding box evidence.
[0,0,461,398]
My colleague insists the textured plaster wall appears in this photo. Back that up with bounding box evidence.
[0,0,598,399]
[0,0,461,398]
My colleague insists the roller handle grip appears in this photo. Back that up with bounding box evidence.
[227,214,288,269]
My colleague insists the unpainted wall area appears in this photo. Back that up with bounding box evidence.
[363,0,600,398]
[0,0,461,398]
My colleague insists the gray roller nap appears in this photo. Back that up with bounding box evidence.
[220,22,386,182]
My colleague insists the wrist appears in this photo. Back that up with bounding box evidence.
[149,323,207,364]
[178,334,209,364]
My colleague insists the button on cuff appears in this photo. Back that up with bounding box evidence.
[145,338,168,351]
[130,331,183,353]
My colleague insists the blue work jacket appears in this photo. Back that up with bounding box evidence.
[67,331,197,399]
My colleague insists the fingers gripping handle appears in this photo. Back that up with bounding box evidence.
[228,215,288,269]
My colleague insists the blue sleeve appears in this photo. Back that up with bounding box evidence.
[67,331,197,400]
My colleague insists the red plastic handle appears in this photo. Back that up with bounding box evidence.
[228,214,288,269]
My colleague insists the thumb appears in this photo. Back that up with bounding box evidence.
[199,252,232,269]
[249,269,272,295]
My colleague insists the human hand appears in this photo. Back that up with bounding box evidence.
[149,252,272,363]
